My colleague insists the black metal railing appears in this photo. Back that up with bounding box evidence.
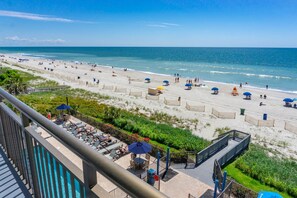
[217,131,251,167]
[0,88,167,198]
[196,135,229,166]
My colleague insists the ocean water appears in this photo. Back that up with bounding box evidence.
[0,47,297,93]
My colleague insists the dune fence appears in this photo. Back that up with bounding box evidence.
[129,91,143,97]
[164,98,181,106]
[212,108,236,119]
[114,87,127,93]
[186,103,205,112]
[284,122,297,134]
[145,94,159,101]
[102,84,114,90]
[244,115,275,127]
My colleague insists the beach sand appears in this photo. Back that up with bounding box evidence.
[1,53,297,159]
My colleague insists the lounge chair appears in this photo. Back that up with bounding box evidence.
[91,140,100,150]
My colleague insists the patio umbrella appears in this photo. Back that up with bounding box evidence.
[257,191,282,198]
[283,98,293,103]
[243,92,252,96]
[185,83,192,87]
[145,78,150,81]
[163,80,169,84]
[56,104,71,110]
[128,141,152,154]
[211,87,219,91]
[157,86,164,90]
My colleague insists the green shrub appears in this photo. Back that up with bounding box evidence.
[234,144,297,197]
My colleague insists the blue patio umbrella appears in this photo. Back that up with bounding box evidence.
[128,141,152,154]
[145,78,150,81]
[56,104,71,110]
[283,98,293,103]
[257,191,282,198]
[243,92,252,96]
[163,80,169,83]
[211,87,219,91]
[185,83,192,87]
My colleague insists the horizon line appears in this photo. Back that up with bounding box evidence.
[0,46,297,49]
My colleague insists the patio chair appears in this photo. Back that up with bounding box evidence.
[143,160,150,169]
[129,160,136,169]
[145,153,150,161]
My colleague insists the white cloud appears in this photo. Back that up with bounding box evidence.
[147,22,180,28]
[0,10,92,23]
[5,36,65,44]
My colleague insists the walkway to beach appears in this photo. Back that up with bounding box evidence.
[172,139,239,187]
[0,147,31,198]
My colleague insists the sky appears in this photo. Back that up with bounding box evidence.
[0,0,297,47]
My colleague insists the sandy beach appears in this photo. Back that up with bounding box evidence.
[1,53,297,160]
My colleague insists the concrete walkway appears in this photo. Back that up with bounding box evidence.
[172,140,239,187]
[0,147,31,198]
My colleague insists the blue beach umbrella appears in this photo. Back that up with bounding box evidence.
[283,98,293,103]
[145,77,150,81]
[56,104,71,110]
[185,83,192,87]
[211,87,219,91]
[128,141,152,154]
[257,191,282,198]
[243,92,252,96]
[163,80,169,84]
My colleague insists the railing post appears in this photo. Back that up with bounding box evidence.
[165,147,170,172]
[156,151,160,175]
[22,114,42,197]
[0,98,7,149]
[222,171,227,191]
[214,179,219,198]
[83,160,97,197]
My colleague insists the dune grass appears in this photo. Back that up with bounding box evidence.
[224,162,291,198]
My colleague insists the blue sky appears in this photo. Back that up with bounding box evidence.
[0,0,297,47]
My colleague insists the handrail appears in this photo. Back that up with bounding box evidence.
[0,88,167,198]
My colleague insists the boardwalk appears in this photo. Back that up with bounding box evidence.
[172,139,239,187]
[0,147,31,198]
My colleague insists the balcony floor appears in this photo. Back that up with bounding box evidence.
[0,146,32,198]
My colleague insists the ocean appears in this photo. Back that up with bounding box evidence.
[0,47,297,93]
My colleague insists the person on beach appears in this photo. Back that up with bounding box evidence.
[86,81,88,86]
[260,95,263,99]
[266,85,269,89]
[178,96,181,102]
[264,94,267,99]
[96,79,100,84]
[240,83,242,88]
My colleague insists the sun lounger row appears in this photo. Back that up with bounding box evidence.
[57,119,128,160]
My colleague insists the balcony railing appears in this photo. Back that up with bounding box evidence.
[0,88,167,198]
